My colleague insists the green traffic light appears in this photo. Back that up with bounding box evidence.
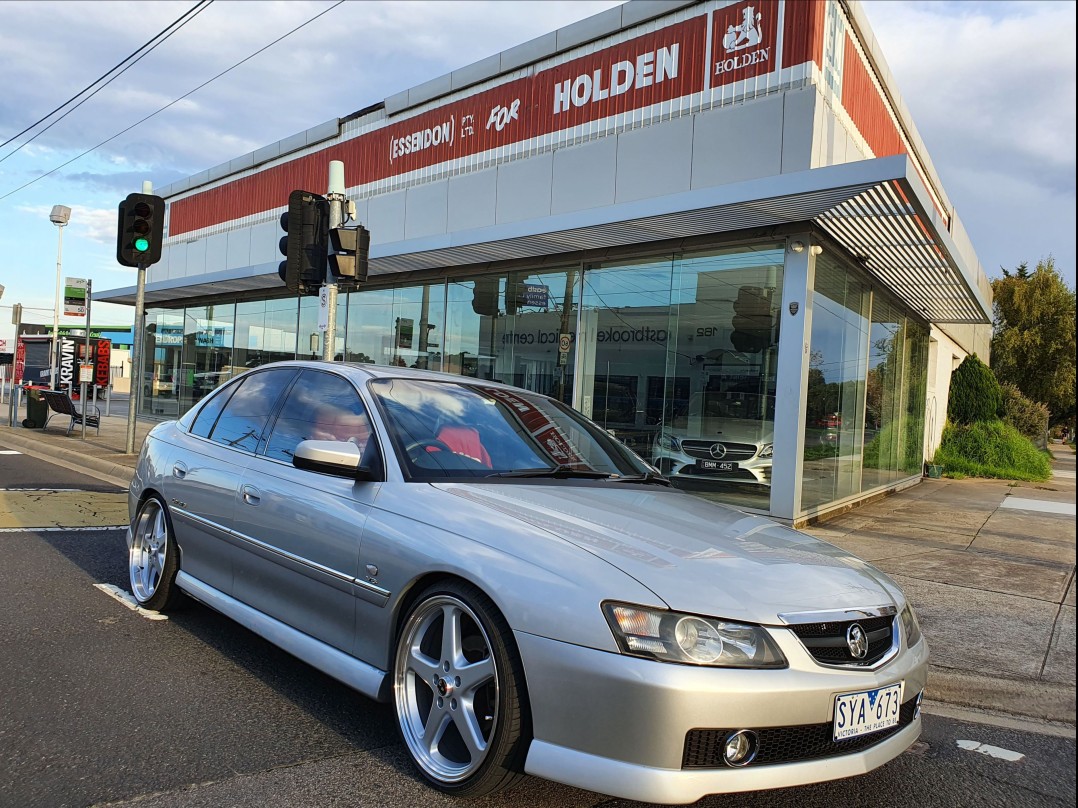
[134,237,150,252]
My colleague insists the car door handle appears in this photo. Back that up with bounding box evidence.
[172,462,187,479]
[241,485,261,506]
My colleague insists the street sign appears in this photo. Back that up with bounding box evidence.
[317,285,330,332]
[79,363,94,384]
[64,277,88,317]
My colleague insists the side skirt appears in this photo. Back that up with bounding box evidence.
[176,571,388,702]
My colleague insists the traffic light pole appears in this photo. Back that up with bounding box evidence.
[323,160,346,362]
[125,262,146,454]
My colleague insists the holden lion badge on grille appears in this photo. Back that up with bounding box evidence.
[846,623,868,659]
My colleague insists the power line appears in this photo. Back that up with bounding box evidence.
[0,1,213,161]
[0,0,345,203]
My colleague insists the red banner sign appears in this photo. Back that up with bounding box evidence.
[169,15,708,236]
[14,340,25,384]
[94,338,111,387]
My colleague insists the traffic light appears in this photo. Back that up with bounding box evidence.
[472,277,499,316]
[278,189,328,296]
[117,193,165,267]
[328,224,370,286]
[730,286,776,353]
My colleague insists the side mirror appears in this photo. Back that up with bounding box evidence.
[293,440,380,480]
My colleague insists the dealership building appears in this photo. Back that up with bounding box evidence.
[101,0,993,524]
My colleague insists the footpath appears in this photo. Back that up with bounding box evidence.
[0,408,1074,728]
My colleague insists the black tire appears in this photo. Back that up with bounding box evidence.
[393,580,530,798]
[128,495,183,612]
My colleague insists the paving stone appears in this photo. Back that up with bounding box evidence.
[891,575,1059,680]
[1042,606,1076,685]
[877,549,1072,603]
[970,529,1076,566]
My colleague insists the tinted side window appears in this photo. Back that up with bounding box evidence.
[189,383,237,438]
[263,370,371,463]
[209,370,296,453]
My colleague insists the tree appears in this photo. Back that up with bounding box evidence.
[948,354,1002,424]
[991,257,1076,424]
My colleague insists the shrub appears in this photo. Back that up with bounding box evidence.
[932,420,1051,481]
[948,354,1002,424]
[1000,382,1049,448]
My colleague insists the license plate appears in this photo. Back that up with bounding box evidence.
[833,682,903,740]
[697,460,737,471]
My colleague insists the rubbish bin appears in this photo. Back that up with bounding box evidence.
[22,386,49,429]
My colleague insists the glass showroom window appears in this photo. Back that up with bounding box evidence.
[801,254,870,511]
[180,303,234,412]
[344,282,446,370]
[658,244,785,513]
[443,269,579,404]
[579,256,675,459]
[142,308,183,417]
[233,298,300,370]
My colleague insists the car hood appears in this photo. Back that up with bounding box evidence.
[663,419,774,444]
[433,482,902,625]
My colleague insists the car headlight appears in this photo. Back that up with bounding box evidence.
[603,603,786,668]
[900,604,922,648]
[758,443,773,458]
[655,434,681,452]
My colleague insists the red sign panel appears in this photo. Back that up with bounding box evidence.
[169,15,708,237]
[711,0,779,87]
[14,340,25,384]
[94,339,112,388]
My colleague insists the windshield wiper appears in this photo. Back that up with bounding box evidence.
[612,471,671,486]
[488,464,612,479]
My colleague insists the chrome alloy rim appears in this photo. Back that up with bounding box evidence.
[129,500,167,603]
[394,595,499,783]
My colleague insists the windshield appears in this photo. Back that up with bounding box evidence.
[368,378,653,481]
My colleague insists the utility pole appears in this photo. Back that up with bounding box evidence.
[323,160,345,361]
[50,205,72,390]
[124,180,154,454]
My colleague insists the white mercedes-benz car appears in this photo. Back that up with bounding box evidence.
[127,361,927,804]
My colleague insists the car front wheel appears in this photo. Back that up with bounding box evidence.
[393,581,529,797]
[128,495,182,612]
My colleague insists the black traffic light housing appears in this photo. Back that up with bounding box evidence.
[279,189,328,296]
[328,224,370,287]
[117,193,165,267]
[472,277,500,316]
[730,286,776,353]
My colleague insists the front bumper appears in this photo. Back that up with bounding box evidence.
[517,626,928,804]
[653,449,772,485]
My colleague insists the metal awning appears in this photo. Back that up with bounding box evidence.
[98,155,990,324]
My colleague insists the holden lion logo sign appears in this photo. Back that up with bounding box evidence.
[722,6,763,52]
[713,1,777,85]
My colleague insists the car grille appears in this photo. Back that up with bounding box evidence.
[680,440,758,461]
[682,695,918,768]
[790,614,896,667]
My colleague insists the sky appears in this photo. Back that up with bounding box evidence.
[0,0,1074,347]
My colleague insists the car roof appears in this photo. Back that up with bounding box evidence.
[248,360,530,394]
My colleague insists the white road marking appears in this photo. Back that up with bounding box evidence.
[0,450,22,455]
[956,740,1025,761]
[93,583,169,621]
[0,525,127,533]
[1000,497,1076,516]
[0,488,86,492]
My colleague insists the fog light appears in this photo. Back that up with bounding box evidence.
[723,730,758,767]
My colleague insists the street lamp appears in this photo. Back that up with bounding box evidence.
[49,205,72,390]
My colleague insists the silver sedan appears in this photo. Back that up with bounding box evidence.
[127,360,928,804]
